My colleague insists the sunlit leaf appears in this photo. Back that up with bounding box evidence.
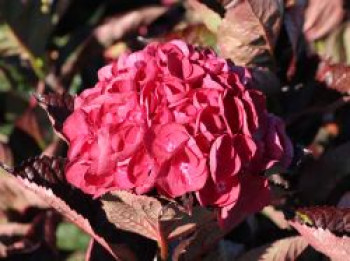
[236,236,309,261]
[303,0,344,41]
[164,24,217,49]
[293,206,350,235]
[0,174,47,212]
[188,0,222,33]
[316,60,350,94]
[217,0,283,67]
[290,208,350,261]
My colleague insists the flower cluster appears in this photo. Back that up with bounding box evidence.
[63,40,293,225]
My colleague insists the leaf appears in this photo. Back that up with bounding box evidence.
[35,92,74,140]
[0,142,13,166]
[188,0,223,33]
[162,205,216,241]
[101,191,218,260]
[236,236,309,261]
[298,141,350,204]
[318,22,350,64]
[338,192,350,208]
[262,206,290,229]
[0,0,70,79]
[250,67,281,94]
[15,105,46,149]
[0,24,22,57]
[85,238,138,261]
[101,191,165,242]
[316,60,350,94]
[164,24,217,49]
[217,0,283,67]
[0,173,47,211]
[0,210,59,259]
[56,222,90,251]
[173,171,271,260]
[0,223,31,237]
[8,100,52,164]
[42,138,67,157]
[172,221,225,261]
[303,0,344,41]
[290,219,350,260]
[102,191,215,240]
[0,156,133,260]
[284,0,306,55]
[0,0,62,58]
[201,240,244,261]
[293,206,350,235]
[94,6,167,46]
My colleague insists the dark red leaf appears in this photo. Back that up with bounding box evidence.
[250,67,281,94]
[0,156,132,260]
[293,206,350,235]
[172,221,225,261]
[284,0,305,55]
[15,106,45,149]
[0,210,59,259]
[316,60,350,94]
[338,192,350,208]
[35,92,74,140]
[298,141,350,204]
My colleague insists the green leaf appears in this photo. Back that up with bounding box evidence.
[0,0,55,58]
[56,222,90,252]
[188,0,222,33]
[0,0,71,79]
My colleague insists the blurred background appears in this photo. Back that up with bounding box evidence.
[0,0,349,260]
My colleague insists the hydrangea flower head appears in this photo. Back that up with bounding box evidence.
[63,40,293,226]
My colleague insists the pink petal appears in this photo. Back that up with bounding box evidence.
[63,110,90,141]
[156,138,208,197]
[98,64,113,81]
[150,123,190,164]
[209,135,241,182]
[217,173,270,230]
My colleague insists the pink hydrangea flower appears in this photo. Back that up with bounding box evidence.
[63,40,293,227]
